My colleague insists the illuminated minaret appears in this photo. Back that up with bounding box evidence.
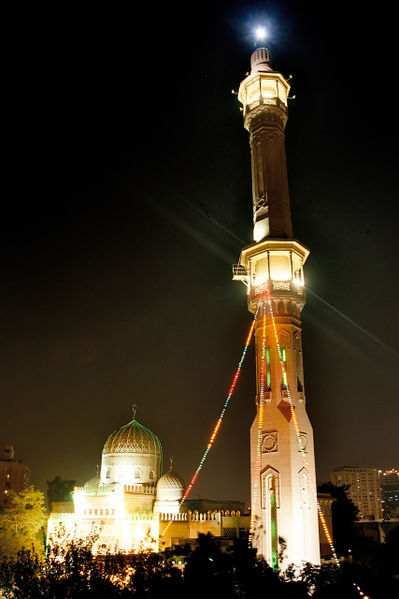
[233,48,320,567]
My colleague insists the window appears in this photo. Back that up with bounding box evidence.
[281,346,287,390]
[295,349,303,392]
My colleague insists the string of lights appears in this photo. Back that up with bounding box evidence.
[160,303,260,542]
[159,281,367,597]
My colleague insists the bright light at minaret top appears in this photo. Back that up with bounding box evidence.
[254,25,268,42]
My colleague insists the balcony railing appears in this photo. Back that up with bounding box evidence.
[252,280,304,298]
[232,264,248,278]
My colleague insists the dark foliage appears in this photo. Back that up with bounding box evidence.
[46,477,76,508]
[0,531,398,598]
[318,482,359,555]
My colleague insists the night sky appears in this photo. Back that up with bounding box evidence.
[2,2,398,507]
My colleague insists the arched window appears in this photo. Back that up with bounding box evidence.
[256,345,272,397]
[296,349,303,392]
[294,331,303,393]
[281,345,287,390]
[261,467,280,570]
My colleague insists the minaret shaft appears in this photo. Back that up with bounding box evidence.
[238,47,293,242]
[234,48,320,568]
[249,116,293,239]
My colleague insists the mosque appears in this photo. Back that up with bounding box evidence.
[47,408,247,553]
[49,45,335,565]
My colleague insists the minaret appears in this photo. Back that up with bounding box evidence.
[233,48,320,567]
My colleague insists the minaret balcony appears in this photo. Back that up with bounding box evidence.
[252,279,305,300]
[238,72,290,118]
[232,264,249,283]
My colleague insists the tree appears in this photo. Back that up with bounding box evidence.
[183,533,235,597]
[0,533,398,598]
[318,482,359,555]
[0,486,46,558]
[381,524,399,577]
[46,476,76,508]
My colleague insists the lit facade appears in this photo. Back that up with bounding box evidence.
[48,412,246,553]
[0,445,30,508]
[331,466,383,520]
[233,48,320,567]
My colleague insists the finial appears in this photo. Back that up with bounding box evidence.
[251,47,273,74]
[132,404,137,421]
[169,457,174,472]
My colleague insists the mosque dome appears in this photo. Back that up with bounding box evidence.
[156,468,185,502]
[103,418,162,457]
[100,407,163,487]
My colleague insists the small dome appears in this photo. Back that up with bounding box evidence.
[103,418,162,457]
[156,469,185,502]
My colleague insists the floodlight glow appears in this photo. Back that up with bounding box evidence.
[254,26,267,41]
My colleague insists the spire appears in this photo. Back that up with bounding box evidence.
[132,403,137,421]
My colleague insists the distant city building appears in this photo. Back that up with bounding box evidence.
[0,445,30,507]
[331,466,382,520]
[381,468,399,519]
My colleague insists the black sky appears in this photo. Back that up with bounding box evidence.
[2,1,398,506]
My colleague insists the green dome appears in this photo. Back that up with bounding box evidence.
[103,418,163,459]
